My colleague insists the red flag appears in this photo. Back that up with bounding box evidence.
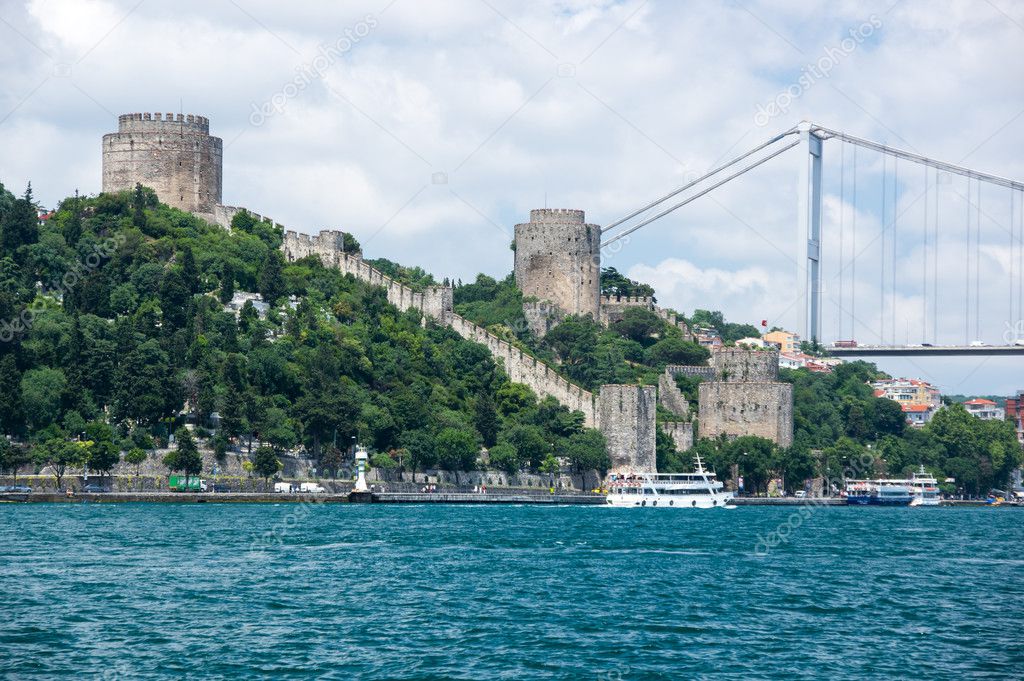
[761,320,767,327]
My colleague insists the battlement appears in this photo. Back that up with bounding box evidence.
[117,112,210,134]
[600,295,654,305]
[528,208,586,224]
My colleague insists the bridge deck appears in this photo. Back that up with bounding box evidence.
[829,345,1024,357]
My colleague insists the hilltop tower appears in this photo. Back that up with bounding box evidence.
[102,112,222,217]
[514,209,601,330]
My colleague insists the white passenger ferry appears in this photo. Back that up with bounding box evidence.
[908,466,941,506]
[605,454,734,508]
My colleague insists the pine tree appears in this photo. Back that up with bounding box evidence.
[132,183,146,229]
[218,262,235,304]
[65,190,82,245]
[180,246,200,294]
[0,184,39,257]
[258,251,285,305]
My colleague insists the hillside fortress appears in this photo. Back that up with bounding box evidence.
[101,112,792,476]
[102,113,223,220]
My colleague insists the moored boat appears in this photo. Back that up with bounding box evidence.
[908,466,941,506]
[605,453,734,508]
[845,479,914,506]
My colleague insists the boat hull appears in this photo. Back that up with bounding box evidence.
[606,492,734,508]
[846,494,913,506]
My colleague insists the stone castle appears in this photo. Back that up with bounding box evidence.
[100,112,793,476]
[102,113,223,221]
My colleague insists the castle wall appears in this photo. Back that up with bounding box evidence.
[599,295,655,326]
[522,301,564,338]
[697,381,793,447]
[709,348,779,382]
[665,365,718,381]
[661,421,694,453]
[514,209,601,320]
[450,314,597,426]
[102,112,222,215]
[599,385,657,475]
[658,371,691,418]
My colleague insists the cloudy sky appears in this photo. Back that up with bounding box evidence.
[2,0,1023,394]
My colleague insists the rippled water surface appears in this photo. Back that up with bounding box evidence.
[2,503,1022,679]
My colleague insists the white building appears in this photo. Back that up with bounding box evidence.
[963,398,1004,420]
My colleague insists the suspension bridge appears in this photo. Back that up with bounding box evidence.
[600,121,1024,357]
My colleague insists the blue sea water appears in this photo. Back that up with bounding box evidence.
[1,503,1022,680]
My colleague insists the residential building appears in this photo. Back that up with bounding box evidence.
[963,398,1004,421]
[1006,390,1024,447]
[779,352,841,373]
[871,377,941,427]
[694,326,722,349]
[763,329,800,354]
[226,291,269,318]
[736,337,767,349]
[870,378,941,409]
[902,404,934,427]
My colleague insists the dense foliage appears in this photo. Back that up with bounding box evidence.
[0,182,607,480]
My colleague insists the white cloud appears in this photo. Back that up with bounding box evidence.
[2,0,1023,392]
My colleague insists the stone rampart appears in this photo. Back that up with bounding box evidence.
[697,381,794,447]
[658,371,691,418]
[710,348,779,382]
[599,385,657,474]
[661,421,694,453]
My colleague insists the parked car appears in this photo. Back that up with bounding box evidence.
[299,482,327,494]
[211,483,231,493]
[82,484,110,493]
[794,490,807,499]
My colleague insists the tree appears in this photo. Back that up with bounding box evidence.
[320,445,344,480]
[500,424,549,471]
[219,262,235,304]
[645,337,710,367]
[487,442,521,475]
[167,427,202,489]
[474,394,499,447]
[0,441,31,483]
[33,438,86,490]
[20,367,67,432]
[1,185,39,257]
[612,307,664,344]
[87,438,120,479]
[252,445,281,484]
[124,447,147,478]
[180,245,200,294]
[259,406,297,453]
[435,427,478,472]
[564,430,609,473]
[539,454,560,477]
[0,355,25,436]
[258,250,286,305]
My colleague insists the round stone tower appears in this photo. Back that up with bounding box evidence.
[513,208,601,319]
[102,112,222,216]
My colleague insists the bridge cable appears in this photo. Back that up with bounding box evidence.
[965,178,972,345]
[976,183,982,341]
[893,157,898,345]
[880,153,887,344]
[600,139,801,247]
[601,128,799,235]
[838,141,845,341]
[933,170,939,344]
[1011,189,1016,330]
[922,164,928,345]
[851,145,857,340]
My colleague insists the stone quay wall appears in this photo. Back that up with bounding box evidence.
[102,112,222,215]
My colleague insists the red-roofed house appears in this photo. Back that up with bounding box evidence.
[902,403,934,427]
[963,398,1004,420]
